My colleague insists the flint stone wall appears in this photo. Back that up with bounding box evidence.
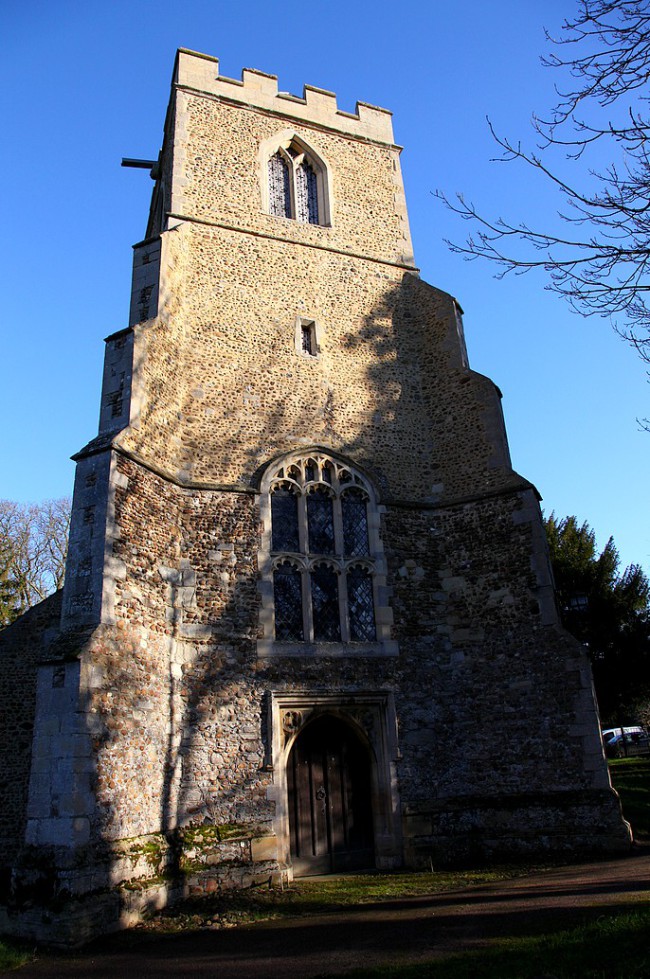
[64,451,616,854]
[0,592,62,877]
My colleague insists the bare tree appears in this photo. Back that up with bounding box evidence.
[0,498,71,621]
[437,0,650,370]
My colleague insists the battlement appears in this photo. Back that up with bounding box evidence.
[174,49,395,145]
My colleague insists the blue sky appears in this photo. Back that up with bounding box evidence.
[1,0,648,573]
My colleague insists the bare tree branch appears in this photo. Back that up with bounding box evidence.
[437,0,650,368]
[0,498,71,622]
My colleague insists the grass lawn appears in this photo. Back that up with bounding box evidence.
[133,866,537,933]
[333,906,650,978]
[0,939,34,973]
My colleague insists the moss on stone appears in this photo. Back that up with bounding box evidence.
[122,835,167,870]
[180,822,256,846]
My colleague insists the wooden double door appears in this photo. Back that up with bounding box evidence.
[287,715,375,876]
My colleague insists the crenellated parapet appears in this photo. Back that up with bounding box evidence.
[174,48,396,145]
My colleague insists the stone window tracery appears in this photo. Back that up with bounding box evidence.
[264,135,330,226]
[258,452,397,657]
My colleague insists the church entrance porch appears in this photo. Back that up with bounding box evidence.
[288,715,374,875]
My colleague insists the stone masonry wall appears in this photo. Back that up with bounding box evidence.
[114,64,520,502]
[386,491,609,800]
[0,592,62,878]
[170,87,412,266]
[119,231,520,505]
[72,449,623,866]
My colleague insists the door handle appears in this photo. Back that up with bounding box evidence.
[315,785,327,813]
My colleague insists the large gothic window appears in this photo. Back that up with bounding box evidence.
[266,137,328,226]
[259,453,395,654]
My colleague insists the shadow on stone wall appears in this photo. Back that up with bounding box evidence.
[1,268,584,946]
[0,592,63,892]
[132,270,514,883]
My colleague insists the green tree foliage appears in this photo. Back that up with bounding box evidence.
[545,513,650,723]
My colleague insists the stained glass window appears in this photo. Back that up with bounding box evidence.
[274,563,303,641]
[347,566,376,641]
[342,489,369,557]
[311,565,341,641]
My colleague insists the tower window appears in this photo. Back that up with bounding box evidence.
[295,318,320,358]
[295,155,319,224]
[268,152,292,219]
[264,135,330,226]
[260,454,390,652]
[273,561,304,641]
[347,565,375,642]
[271,487,299,552]
[311,563,341,641]
[301,321,315,355]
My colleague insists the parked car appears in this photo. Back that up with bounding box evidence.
[602,726,650,758]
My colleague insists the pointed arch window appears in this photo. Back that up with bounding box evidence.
[258,453,397,657]
[265,137,329,226]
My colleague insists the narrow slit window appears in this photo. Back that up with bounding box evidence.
[296,318,319,358]
[302,322,315,355]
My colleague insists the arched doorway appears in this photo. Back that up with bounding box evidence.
[287,714,375,875]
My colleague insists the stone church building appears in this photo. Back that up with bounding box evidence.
[0,50,630,942]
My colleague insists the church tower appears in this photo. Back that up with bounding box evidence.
[2,50,630,943]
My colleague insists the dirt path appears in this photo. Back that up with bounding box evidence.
[8,850,650,978]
